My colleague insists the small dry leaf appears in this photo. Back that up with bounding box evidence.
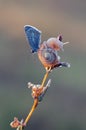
[10,117,24,128]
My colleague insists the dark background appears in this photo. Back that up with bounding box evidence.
[0,0,86,130]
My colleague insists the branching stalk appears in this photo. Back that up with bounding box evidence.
[23,70,50,127]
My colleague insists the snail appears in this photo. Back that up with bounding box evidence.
[38,41,60,70]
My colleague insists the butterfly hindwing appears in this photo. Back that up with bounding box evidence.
[24,25,41,53]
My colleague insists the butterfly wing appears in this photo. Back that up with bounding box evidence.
[24,25,41,53]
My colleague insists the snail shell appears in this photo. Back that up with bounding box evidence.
[42,49,57,64]
[38,46,59,69]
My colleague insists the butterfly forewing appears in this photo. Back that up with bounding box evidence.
[24,25,41,53]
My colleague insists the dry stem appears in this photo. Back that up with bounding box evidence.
[24,98,38,125]
[23,70,50,127]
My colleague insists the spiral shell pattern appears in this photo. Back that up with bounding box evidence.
[42,49,57,63]
[38,46,59,69]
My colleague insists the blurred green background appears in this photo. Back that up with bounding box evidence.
[0,0,86,130]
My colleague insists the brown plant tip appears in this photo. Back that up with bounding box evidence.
[28,79,51,102]
[10,117,25,128]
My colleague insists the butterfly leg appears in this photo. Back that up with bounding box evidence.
[58,62,70,68]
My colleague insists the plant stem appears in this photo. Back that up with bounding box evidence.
[23,70,50,127]
[41,71,50,89]
[24,98,38,125]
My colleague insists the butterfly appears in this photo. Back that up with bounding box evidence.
[24,25,70,71]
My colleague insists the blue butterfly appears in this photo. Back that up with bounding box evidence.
[24,25,41,53]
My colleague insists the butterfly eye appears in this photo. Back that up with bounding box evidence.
[58,35,62,41]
